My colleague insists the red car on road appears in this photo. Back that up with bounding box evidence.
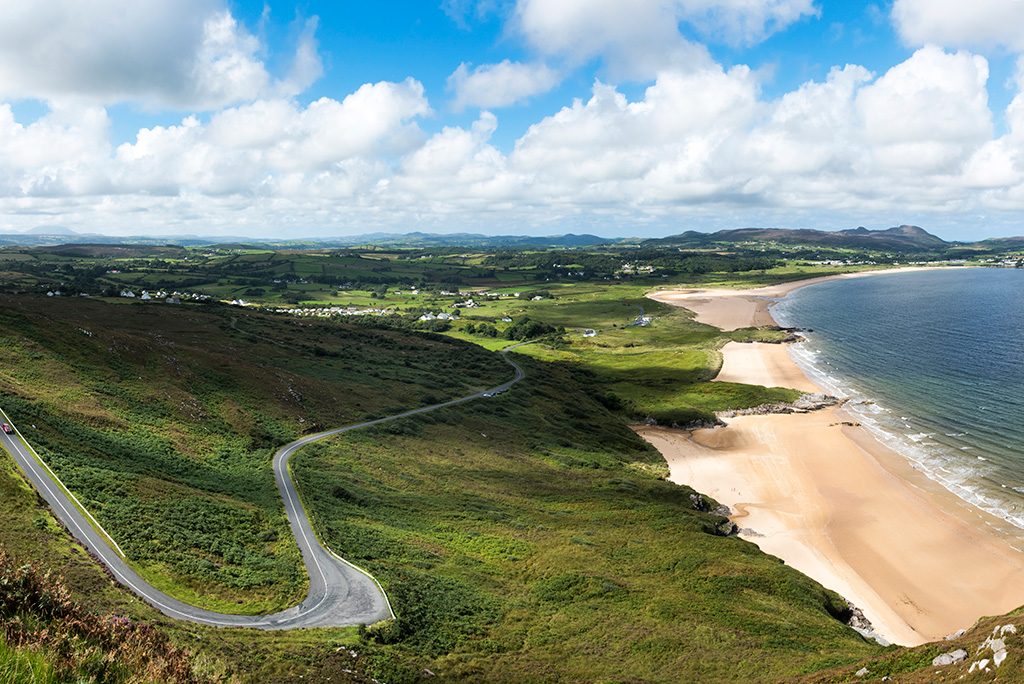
[1,424,12,435]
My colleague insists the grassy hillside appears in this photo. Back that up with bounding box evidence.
[294,355,880,682]
[803,608,1024,682]
[451,284,800,425]
[0,548,207,684]
[0,450,376,683]
[0,295,508,613]
[0,285,902,682]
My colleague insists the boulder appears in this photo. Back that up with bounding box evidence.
[932,649,967,666]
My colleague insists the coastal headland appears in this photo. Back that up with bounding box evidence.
[639,268,1024,646]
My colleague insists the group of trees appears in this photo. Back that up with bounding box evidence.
[502,317,562,341]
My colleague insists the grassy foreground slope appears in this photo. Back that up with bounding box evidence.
[295,355,879,682]
[0,295,508,613]
[0,547,206,684]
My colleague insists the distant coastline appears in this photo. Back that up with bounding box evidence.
[648,265,962,331]
[639,266,1024,647]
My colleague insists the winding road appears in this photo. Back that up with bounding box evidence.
[0,349,525,630]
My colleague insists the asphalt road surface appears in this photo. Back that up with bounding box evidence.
[0,350,525,629]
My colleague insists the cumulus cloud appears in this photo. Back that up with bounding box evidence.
[112,79,431,195]
[892,0,1024,51]
[448,60,561,109]
[1,40,1023,236]
[0,0,322,109]
[512,0,817,79]
[0,103,112,197]
[856,46,992,172]
[677,0,821,46]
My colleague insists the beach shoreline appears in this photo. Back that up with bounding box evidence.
[647,265,954,331]
[637,267,1024,646]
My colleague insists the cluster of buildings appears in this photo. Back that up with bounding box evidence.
[616,263,655,275]
[276,306,392,318]
[979,257,1023,268]
[120,289,209,303]
[803,259,878,266]
[418,311,459,321]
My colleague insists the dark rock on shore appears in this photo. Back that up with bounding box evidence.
[689,493,731,518]
[643,416,725,430]
[718,393,840,418]
[846,601,890,646]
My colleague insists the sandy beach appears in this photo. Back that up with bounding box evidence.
[648,266,948,331]
[637,268,1024,645]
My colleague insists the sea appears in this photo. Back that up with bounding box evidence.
[772,267,1024,530]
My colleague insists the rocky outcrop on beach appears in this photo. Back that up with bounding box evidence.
[718,393,840,418]
[688,493,738,536]
[845,601,890,646]
[644,416,725,431]
[735,326,809,344]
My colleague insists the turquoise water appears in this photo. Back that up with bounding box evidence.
[772,268,1024,529]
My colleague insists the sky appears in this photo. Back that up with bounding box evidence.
[3,1,1024,240]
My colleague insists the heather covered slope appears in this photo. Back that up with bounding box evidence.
[295,355,881,682]
[0,295,508,614]
[11,290,1022,682]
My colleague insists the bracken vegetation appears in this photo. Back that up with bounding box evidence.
[0,294,509,613]
[294,355,879,682]
[0,547,210,684]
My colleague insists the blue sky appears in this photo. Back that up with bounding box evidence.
[2,0,1024,239]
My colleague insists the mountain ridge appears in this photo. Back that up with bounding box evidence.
[644,225,950,251]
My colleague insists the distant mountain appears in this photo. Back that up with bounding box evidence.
[976,235,1024,250]
[646,225,948,252]
[25,225,78,236]
[0,230,621,250]
[333,232,620,248]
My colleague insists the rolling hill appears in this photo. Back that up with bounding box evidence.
[645,225,949,251]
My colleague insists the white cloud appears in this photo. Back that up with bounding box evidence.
[512,0,817,80]
[448,60,561,110]
[0,0,322,109]
[112,79,430,195]
[892,0,1024,51]
[0,103,112,197]
[856,46,992,174]
[509,66,761,204]
[676,0,820,46]
[513,0,712,80]
[1,42,1023,237]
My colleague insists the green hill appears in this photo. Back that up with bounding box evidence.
[5,283,1018,682]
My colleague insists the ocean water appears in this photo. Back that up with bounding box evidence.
[772,268,1024,529]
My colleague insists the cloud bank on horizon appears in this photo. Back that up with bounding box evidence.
[2,0,1024,239]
